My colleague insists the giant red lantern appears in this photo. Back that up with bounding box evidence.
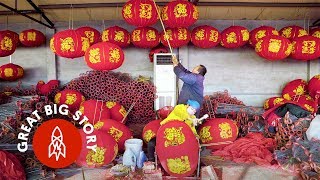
[282,79,308,100]
[279,25,308,40]
[198,118,238,150]
[310,28,320,39]
[84,42,124,71]
[0,63,24,81]
[79,100,111,124]
[255,35,292,60]
[122,0,158,27]
[191,25,220,48]
[106,101,127,123]
[263,97,286,110]
[156,121,199,177]
[249,26,279,47]
[76,26,101,45]
[291,36,320,61]
[160,27,191,48]
[142,119,161,143]
[0,30,18,57]
[161,0,199,28]
[308,74,320,104]
[76,130,118,168]
[50,30,90,58]
[102,26,130,48]
[54,89,85,112]
[220,26,249,48]
[131,27,160,48]
[19,29,46,47]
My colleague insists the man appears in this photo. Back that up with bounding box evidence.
[172,56,207,117]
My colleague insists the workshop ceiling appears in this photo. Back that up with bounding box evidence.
[0,0,320,28]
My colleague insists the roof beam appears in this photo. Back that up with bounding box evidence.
[25,0,54,28]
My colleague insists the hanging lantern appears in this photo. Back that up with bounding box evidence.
[249,26,279,47]
[84,42,124,71]
[106,101,127,123]
[308,74,320,104]
[19,29,46,47]
[142,119,161,143]
[149,45,168,62]
[310,28,320,39]
[76,26,101,45]
[161,0,199,28]
[79,100,111,124]
[198,118,238,150]
[76,130,118,168]
[279,25,308,40]
[102,26,130,48]
[122,0,158,27]
[291,36,320,61]
[0,30,18,57]
[54,89,85,112]
[92,119,133,152]
[191,25,221,48]
[263,97,286,110]
[50,30,90,58]
[160,27,191,48]
[131,27,160,48]
[282,79,308,100]
[255,35,292,60]
[220,26,249,48]
[0,63,24,81]
[156,121,199,177]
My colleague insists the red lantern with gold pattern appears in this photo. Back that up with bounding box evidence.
[76,26,101,45]
[54,89,85,113]
[308,74,320,104]
[282,79,308,100]
[102,26,130,48]
[122,0,158,27]
[149,45,168,62]
[220,26,249,48]
[76,129,118,168]
[161,0,199,28]
[263,97,286,110]
[291,36,320,61]
[198,118,238,150]
[310,28,320,39]
[279,25,308,40]
[50,30,90,58]
[106,101,127,124]
[295,95,317,114]
[19,29,46,47]
[3,30,19,45]
[0,63,24,81]
[191,25,220,48]
[0,30,18,57]
[79,100,111,124]
[131,27,160,48]
[255,35,292,60]
[142,119,161,143]
[249,26,279,47]
[93,119,133,152]
[156,121,199,177]
[160,27,191,48]
[84,42,124,71]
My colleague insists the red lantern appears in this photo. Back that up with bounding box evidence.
[149,45,168,62]
[255,35,292,60]
[3,30,19,45]
[156,121,199,177]
[310,28,320,39]
[0,30,18,57]
[308,74,320,104]
[263,97,286,110]
[220,26,249,48]
[295,95,317,113]
[249,26,279,47]
[160,27,191,48]
[161,0,199,28]
[282,79,308,100]
[54,89,85,112]
[76,26,101,45]
[19,29,46,47]
[0,150,26,180]
[76,130,118,168]
[50,30,90,58]
[102,26,130,48]
[84,42,124,71]
[106,101,127,123]
[122,0,158,27]
[0,63,24,81]
[291,36,320,61]
[191,25,221,48]
[198,118,238,150]
[93,119,133,152]
[142,119,161,143]
[79,100,111,124]
[279,25,308,40]
[131,27,160,48]
[156,106,174,120]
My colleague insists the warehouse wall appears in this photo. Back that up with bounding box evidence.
[0,20,319,107]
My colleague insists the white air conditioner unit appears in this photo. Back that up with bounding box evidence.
[153,53,177,110]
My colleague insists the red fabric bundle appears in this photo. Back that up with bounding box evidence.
[211,133,276,166]
[0,150,26,180]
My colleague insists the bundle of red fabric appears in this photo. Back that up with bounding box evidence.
[212,133,276,166]
[0,150,26,180]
